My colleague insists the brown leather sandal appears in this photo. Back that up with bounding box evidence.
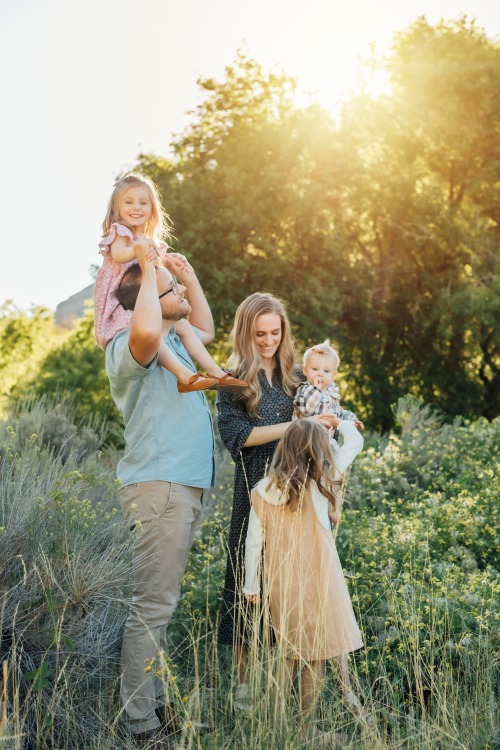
[204,373,248,393]
[177,373,218,393]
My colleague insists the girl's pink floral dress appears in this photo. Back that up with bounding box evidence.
[93,222,166,350]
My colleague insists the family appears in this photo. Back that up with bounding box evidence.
[95,172,369,749]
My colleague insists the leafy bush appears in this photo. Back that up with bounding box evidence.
[0,398,497,749]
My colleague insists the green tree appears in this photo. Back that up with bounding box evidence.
[0,302,66,414]
[11,310,122,442]
[137,23,499,428]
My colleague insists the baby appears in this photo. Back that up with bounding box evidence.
[294,340,364,519]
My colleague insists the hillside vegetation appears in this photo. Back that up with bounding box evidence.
[0,398,497,749]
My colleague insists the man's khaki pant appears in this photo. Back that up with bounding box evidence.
[119,480,203,734]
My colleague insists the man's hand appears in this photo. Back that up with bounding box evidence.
[355,420,365,430]
[163,252,191,276]
[133,238,160,268]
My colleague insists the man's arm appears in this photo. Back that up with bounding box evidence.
[176,262,215,345]
[128,243,162,367]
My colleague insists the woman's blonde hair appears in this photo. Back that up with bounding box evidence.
[227,293,300,417]
[101,171,173,243]
[266,420,337,511]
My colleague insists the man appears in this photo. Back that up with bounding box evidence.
[105,240,215,748]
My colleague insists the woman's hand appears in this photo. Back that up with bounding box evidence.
[244,593,259,604]
[308,413,340,430]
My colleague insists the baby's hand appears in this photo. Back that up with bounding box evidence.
[329,507,341,525]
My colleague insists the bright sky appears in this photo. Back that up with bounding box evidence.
[1,0,499,312]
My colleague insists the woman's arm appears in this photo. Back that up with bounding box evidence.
[243,413,340,448]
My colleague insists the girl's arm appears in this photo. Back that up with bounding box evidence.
[109,235,137,263]
[333,420,364,475]
[243,504,265,599]
[111,235,160,264]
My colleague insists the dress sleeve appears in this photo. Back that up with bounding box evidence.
[243,490,265,595]
[98,223,135,254]
[334,420,364,475]
[216,392,254,461]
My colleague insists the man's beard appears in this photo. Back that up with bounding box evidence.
[164,300,191,322]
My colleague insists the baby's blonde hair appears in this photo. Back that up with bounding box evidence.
[302,339,340,371]
[101,171,173,244]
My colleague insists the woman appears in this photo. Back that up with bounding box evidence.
[217,293,336,710]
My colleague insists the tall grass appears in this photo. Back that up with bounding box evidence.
[0,399,498,748]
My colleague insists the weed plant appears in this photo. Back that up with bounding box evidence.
[0,398,498,748]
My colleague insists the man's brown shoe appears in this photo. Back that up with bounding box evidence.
[177,373,218,393]
[132,726,178,749]
[205,373,248,393]
[156,701,181,735]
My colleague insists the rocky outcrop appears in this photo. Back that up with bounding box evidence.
[55,284,95,329]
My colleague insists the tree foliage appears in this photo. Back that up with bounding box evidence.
[9,310,122,442]
[0,302,67,413]
[138,21,499,429]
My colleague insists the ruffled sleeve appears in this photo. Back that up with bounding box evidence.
[216,391,254,461]
[98,223,135,254]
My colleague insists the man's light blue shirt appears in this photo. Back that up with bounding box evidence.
[106,328,215,489]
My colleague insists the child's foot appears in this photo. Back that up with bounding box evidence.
[302,723,346,747]
[177,373,218,393]
[205,373,248,393]
[343,690,374,729]
[233,682,253,713]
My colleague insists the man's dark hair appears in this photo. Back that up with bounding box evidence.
[116,262,143,310]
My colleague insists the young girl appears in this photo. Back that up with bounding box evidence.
[243,419,370,740]
[94,172,246,393]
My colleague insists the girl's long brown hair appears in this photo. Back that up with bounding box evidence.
[227,293,301,417]
[266,420,337,511]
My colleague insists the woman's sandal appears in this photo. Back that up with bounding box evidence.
[177,373,218,392]
[343,690,375,729]
[205,373,248,393]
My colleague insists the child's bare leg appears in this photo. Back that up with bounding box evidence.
[333,654,373,726]
[158,340,198,384]
[174,320,225,378]
[332,653,352,694]
[275,656,295,716]
[235,644,248,686]
[300,659,324,717]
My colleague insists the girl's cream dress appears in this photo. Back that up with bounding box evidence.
[244,420,364,661]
